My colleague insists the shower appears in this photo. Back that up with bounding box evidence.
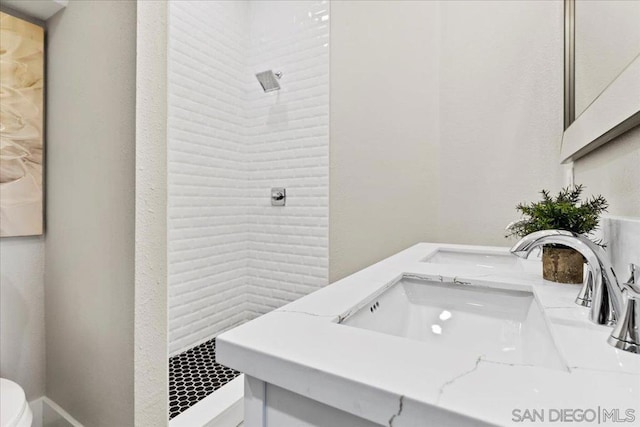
[167,0,329,424]
[255,70,282,92]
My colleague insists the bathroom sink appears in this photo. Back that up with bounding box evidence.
[423,248,525,272]
[341,277,566,371]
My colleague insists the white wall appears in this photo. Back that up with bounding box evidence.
[45,1,136,425]
[330,0,564,281]
[329,0,441,282]
[573,126,640,217]
[136,1,169,424]
[167,0,330,355]
[437,0,564,246]
[0,237,45,401]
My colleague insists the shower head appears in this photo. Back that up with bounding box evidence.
[255,70,282,93]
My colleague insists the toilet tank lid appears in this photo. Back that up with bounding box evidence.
[0,378,28,427]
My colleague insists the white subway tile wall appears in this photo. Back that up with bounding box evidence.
[168,1,250,355]
[168,1,329,355]
[245,1,330,320]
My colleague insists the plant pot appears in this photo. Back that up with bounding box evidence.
[542,246,584,284]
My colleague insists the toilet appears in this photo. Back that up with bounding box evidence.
[0,379,33,427]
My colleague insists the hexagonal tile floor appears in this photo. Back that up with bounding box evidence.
[169,338,240,419]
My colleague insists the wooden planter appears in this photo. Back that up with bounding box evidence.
[542,246,584,284]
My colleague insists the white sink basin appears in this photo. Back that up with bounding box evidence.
[423,248,525,272]
[341,277,567,371]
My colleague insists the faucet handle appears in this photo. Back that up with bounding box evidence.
[608,281,640,354]
[575,269,593,307]
[621,280,640,296]
[627,263,639,285]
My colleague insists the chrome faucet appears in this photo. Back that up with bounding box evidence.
[609,265,639,354]
[510,230,623,325]
[510,230,639,354]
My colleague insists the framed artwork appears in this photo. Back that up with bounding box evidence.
[0,11,44,237]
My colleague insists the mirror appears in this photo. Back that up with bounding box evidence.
[575,0,640,118]
[561,0,640,163]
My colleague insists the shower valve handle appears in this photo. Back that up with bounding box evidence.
[271,188,286,206]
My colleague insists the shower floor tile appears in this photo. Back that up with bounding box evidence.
[169,338,241,419]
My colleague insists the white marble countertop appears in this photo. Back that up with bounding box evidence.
[217,243,640,426]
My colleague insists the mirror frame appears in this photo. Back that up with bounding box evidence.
[562,0,640,163]
[564,0,575,130]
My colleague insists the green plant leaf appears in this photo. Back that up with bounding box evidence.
[506,185,608,247]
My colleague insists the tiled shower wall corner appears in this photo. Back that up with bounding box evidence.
[168,1,250,355]
[245,1,330,319]
[168,0,329,356]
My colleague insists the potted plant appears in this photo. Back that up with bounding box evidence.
[506,185,608,284]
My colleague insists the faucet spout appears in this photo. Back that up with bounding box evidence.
[510,230,623,326]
